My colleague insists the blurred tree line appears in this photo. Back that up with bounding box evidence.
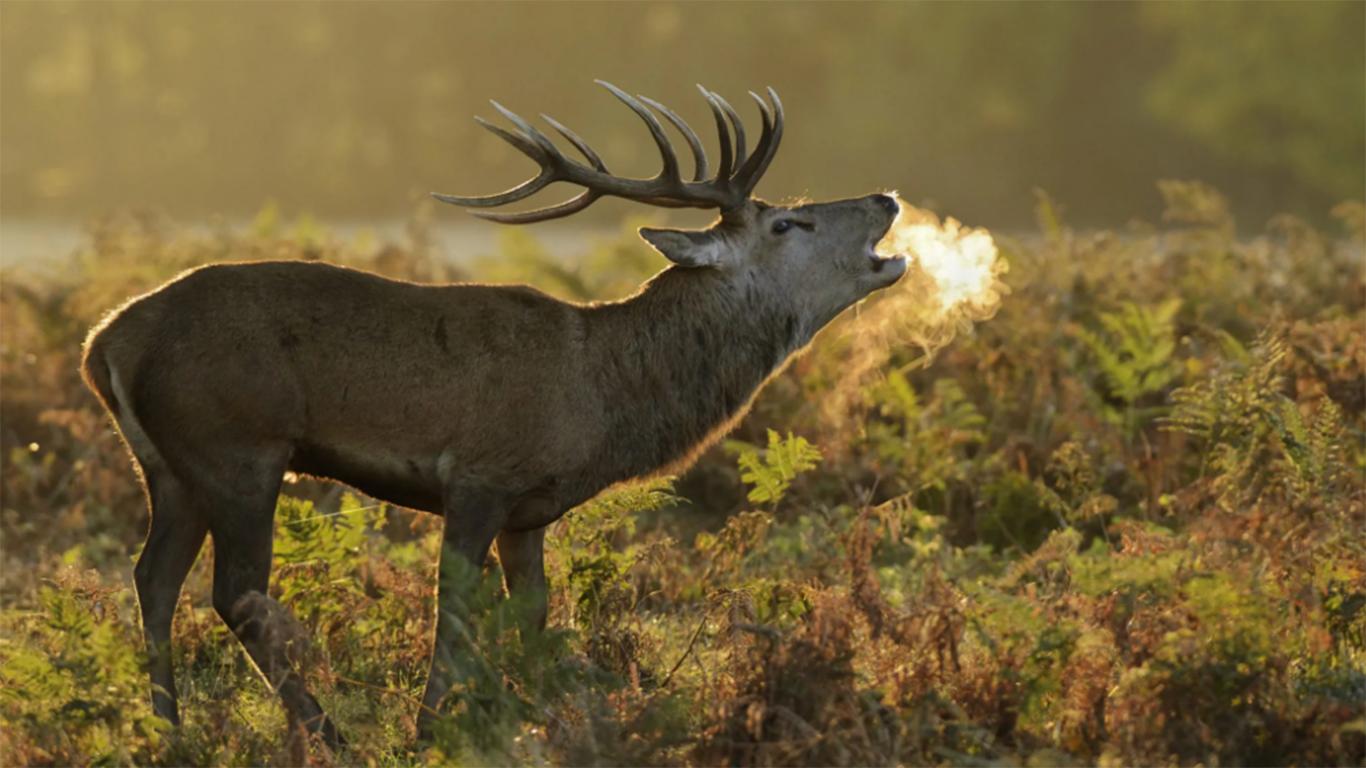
[2,1,1361,229]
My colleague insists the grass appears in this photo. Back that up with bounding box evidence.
[1,183,1363,766]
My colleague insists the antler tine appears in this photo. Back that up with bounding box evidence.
[751,87,785,194]
[540,113,609,172]
[748,90,774,129]
[474,115,547,162]
[697,85,734,183]
[596,80,681,183]
[707,90,747,180]
[733,88,784,195]
[490,101,563,162]
[732,91,772,187]
[431,174,554,208]
[469,189,600,224]
[638,95,709,183]
[430,116,558,208]
[761,88,785,175]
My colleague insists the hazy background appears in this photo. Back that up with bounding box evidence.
[2,0,1363,259]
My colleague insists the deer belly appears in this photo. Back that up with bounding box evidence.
[289,441,444,513]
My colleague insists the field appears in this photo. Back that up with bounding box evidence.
[1,183,1363,766]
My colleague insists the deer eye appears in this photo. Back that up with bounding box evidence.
[775,217,818,234]
[771,218,814,235]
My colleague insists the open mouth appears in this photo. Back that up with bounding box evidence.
[868,249,906,273]
[868,220,907,274]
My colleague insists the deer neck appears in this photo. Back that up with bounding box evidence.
[583,267,808,484]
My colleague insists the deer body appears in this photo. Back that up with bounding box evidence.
[88,252,811,527]
[82,83,908,746]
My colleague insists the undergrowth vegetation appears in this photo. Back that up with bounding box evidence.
[2,183,1363,766]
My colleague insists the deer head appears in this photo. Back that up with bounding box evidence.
[434,82,908,333]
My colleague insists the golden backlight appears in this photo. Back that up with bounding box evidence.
[823,198,1009,423]
[869,197,1008,356]
[876,198,1005,318]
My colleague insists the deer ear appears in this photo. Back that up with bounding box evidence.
[639,227,725,268]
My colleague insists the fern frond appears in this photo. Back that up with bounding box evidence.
[728,430,823,505]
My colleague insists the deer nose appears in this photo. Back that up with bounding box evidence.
[873,194,899,216]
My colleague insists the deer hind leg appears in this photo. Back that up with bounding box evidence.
[132,464,208,726]
[109,367,208,727]
[203,446,344,750]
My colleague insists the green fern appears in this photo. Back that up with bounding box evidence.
[931,378,988,441]
[1266,395,1350,500]
[1163,330,1355,506]
[726,429,823,506]
[0,585,167,764]
[1165,332,1285,465]
[1075,299,1183,406]
[273,494,385,613]
[554,477,679,618]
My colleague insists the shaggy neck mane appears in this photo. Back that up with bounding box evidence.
[583,266,803,485]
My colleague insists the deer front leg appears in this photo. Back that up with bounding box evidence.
[416,486,507,742]
[496,527,548,630]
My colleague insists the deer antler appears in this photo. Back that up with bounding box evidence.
[433,81,784,224]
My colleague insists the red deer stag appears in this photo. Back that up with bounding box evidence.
[81,82,908,745]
